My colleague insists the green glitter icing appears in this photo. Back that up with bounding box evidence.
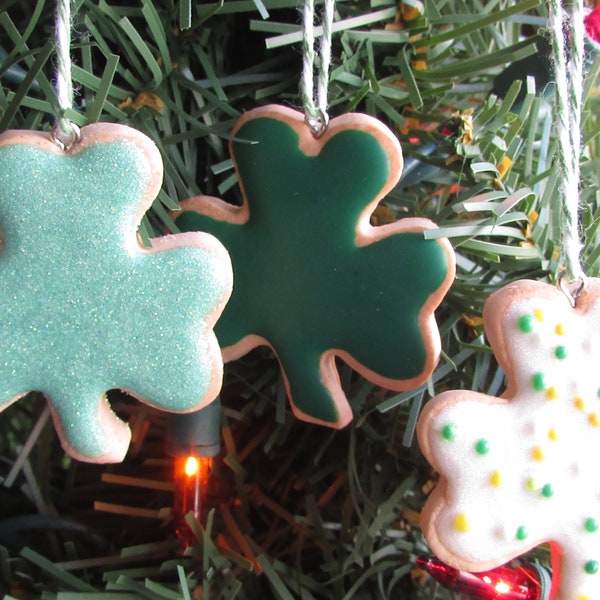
[177,109,452,426]
[585,560,599,575]
[516,525,528,541]
[441,423,456,441]
[0,128,232,462]
[518,314,535,333]
[585,518,599,533]
[554,345,567,360]
[532,372,547,392]
[541,483,554,498]
[475,438,490,455]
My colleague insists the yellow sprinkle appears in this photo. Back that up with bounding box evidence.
[525,476,536,491]
[531,446,545,462]
[412,59,427,70]
[453,513,470,533]
[489,471,502,487]
[534,308,545,322]
[589,413,600,428]
[555,323,565,336]
[548,428,558,441]
[576,596,589,600]
[545,387,558,400]
[574,397,586,411]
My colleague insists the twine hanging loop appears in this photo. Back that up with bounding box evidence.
[53,0,80,151]
[301,0,334,138]
[548,0,587,297]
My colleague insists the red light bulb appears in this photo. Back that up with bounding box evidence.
[417,555,549,600]
[585,5,600,46]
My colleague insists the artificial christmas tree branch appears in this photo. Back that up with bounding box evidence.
[0,0,599,598]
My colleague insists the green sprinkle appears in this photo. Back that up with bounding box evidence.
[475,438,490,456]
[585,560,599,575]
[441,423,457,441]
[585,518,599,533]
[541,483,554,498]
[554,345,567,360]
[532,372,546,392]
[518,314,534,333]
[515,525,528,541]
[597,389,600,400]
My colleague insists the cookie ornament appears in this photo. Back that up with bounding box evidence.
[417,1,597,599]
[417,279,600,600]
[0,1,233,463]
[174,0,455,429]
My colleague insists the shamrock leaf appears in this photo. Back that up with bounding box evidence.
[417,279,600,600]
[0,124,232,463]
[176,105,454,428]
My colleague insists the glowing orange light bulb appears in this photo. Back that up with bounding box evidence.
[184,456,199,477]
[166,399,222,549]
[173,455,212,548]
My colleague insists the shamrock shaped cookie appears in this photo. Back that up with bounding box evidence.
[176,105,455,428]
[0,124,232,463]
[417,278,600,600]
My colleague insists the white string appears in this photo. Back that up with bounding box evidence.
[301,0,334,137]
[548,0,586,286]
[53,0,79,148]
[301,0,316,118]
[316,0,334,117]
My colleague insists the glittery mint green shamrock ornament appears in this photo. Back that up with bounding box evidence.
[0,123,232,463]
[176,105,455,428]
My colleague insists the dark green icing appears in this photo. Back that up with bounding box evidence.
[178,110,451,425]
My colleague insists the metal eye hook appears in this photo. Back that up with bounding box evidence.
[305,109,329,139]
[558,271,587,308]
[51,120,81,152]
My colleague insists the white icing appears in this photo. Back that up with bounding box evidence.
[421,284,600,600]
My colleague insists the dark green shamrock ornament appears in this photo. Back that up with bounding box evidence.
[176,105,455,428]
[0,124,232,463]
